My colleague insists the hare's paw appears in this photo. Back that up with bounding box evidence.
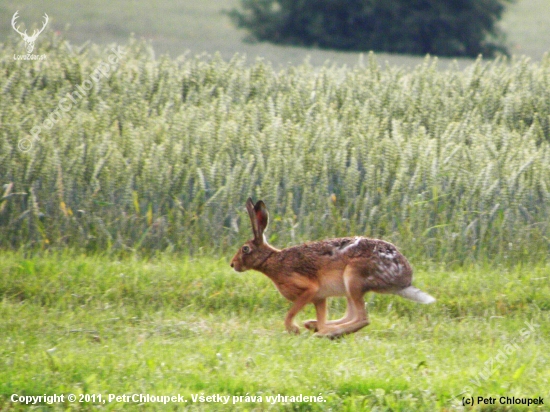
[303,320,318,332]
[286,323,301,335]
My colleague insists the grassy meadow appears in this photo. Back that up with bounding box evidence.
[1,1,550,411]
[1,253,549,411]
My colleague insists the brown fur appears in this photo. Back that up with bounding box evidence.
[230,198,433,338]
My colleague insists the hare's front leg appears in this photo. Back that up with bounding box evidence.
[314,267,370,338]
[304,299,328,332]
[304,295,356,332]
[284,288,318,334]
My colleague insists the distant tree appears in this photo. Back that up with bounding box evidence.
[227,0,512,57]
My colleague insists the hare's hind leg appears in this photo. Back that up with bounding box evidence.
[315,267,370,338]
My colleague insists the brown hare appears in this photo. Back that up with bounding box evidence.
[230,198,435,338]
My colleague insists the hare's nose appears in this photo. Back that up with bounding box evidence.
[230,262,234,268]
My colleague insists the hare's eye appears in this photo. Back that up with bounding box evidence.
[242,245,251,254]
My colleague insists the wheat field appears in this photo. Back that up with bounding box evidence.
[1,35,550,265]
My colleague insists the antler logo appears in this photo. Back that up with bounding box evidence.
[11,10,49,54]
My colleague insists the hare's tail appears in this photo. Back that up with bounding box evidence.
[394,286,436,304]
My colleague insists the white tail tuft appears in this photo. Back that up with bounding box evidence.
[394,286,436,304]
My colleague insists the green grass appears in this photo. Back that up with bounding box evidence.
[0,252,549,410]
[0,0,549,67]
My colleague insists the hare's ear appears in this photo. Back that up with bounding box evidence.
[254,200,269,236]
[245,198,268,243]
[246,198,261,241]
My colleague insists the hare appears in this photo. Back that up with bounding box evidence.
[230,198,435,338]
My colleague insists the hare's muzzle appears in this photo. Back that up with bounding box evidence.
[230,257,245,272]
